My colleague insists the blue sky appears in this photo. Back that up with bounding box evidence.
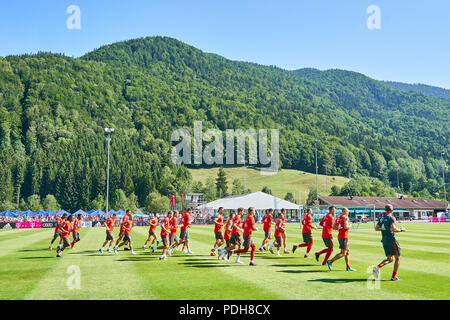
[1,0,449,88]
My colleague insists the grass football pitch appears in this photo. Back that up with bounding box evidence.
[0,223,449,300]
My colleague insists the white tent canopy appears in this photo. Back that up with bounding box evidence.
[196,191,301,211]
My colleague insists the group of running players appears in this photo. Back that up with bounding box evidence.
[48,203,405,280]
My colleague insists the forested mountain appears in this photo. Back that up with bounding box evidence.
[383,81,450,102]
[0,36,448,211]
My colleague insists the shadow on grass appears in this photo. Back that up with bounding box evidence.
[270,264,314,267]
[19,248,50,252]
[116,256,158,262]
[182,263,232,268]
[308,278,381,283]
[257,255,297,260]
[68,250,103,255]
[20,256,55,259]
[277,269,327,274]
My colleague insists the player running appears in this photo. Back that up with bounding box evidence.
[292,208,316,257]
[157,211,172,260]
[269,211,285,256]
[280,208,290,254]
[143,213,160,251]
[99,213,116,253]
[260,209,275,251]
[114,211,130,251]
[168,211,180,256]
[210,207,225,256]
[232,207,258,265]
[114,211,136,255]
[49,213,67,251]
[218,212,235,260]
[70,214,82,249]
[179,208,194,254]
[326,208,356,271]
[222,207,244,259]
[373,204,405,281]
[56,215,73,257]
[315,206,335,265]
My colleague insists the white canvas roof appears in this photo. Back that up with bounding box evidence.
[196,191,301,211]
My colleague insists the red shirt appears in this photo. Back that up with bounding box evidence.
[105,218,115,233]
[337,215,349,239]
[320,214,334,239]
[302,214,313,233]
[122,219,133,235]
[262,213,273,231]
[73,218,81,233]
[61,221,73,238]
[214,215,223,233]
[170,216,178,236]
[160,217,170,236]
[224,219,233,240]
[274,218,284,237]
[120,215,129,231]
[231,215,242,234]
[149,217,159,233]
[55,217,65,232]
[181,212,190,230]
[242,216,257,237]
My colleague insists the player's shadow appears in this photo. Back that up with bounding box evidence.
[277,269,327,274]
[69,250,102,255]
[19,248,49,252]
[20,256,55,259]
[308,278,376,283]
[116,256,158,262]
[270,264,313,267]
[257,255,297,260]
[181,261,231,268]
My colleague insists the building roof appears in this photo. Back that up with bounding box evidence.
[319,196,446,210]
[196,191,301,210]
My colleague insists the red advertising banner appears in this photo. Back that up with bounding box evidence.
[15,222,42,229]
[429,217,446,223]
[171,194,176,208]
[181,192,184,208]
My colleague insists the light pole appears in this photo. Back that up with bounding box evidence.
[243,159,246,194]
[104,128,115,213]
[315,139,319,204]
[395,167,400,193]
[442,148,447,213]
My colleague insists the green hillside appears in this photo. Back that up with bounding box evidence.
[384,80,450,102]
[189,167,349,203]
[0,36,448,211]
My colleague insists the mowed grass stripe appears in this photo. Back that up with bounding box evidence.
[0,228,53,258]
[24,227,157,300]
[0,228,64,299]
[346,237,450,253]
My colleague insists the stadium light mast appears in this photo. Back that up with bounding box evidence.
[104,128,115,214]
[395,167,400,193]
[243,159,246,194]
[315,139,319,204]
[442,148,447,213]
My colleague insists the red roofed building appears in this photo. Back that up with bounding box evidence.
[319,196,446,220]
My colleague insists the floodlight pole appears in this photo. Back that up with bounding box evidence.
[105,128,114,214]
[442,149,447,213]
[315,139,319,204]
[395,167,400,193]
[243,159,246,194]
